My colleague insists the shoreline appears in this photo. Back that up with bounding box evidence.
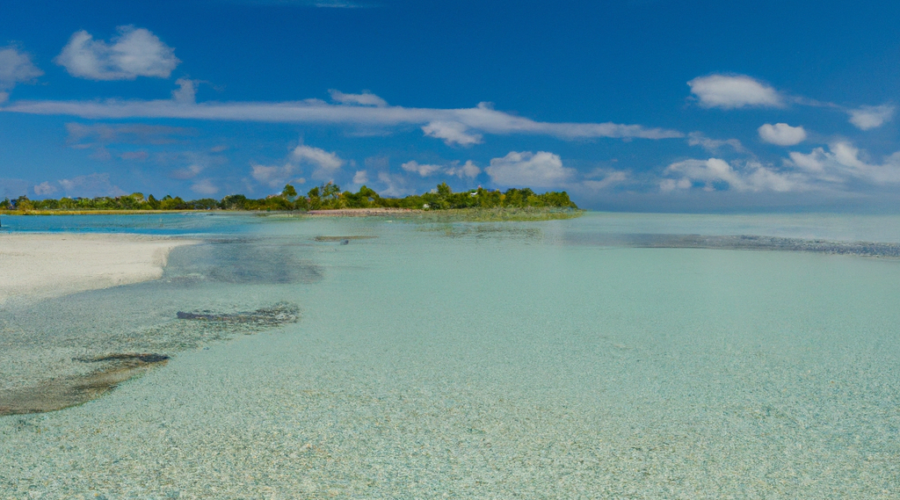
[0,233,197,306]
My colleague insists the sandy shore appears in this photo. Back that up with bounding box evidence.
[0,233,196,306]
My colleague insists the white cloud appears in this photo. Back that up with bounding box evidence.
[55,26,179,80]
[422,121,483,146]
[58,173,125,197]
[688,74,782,109]
[445,160,481,178]
[172,78,197,104]
[352,170,368,184]
[33,181,57,196]
[250,144,343,186]
[786,141,900,185]
[251,163,295,188]
[664,158,803,192]
[401,160,443,177]
[329,90,387,107]
[398,159,481,179]
[191,179,219,195]
[787,149,827,173]
[4,95,683,142]
[659,177,693,192]
[848,105,894,130]
[376,171,409,197]
[758,123,806,146]
[0,46,43,95]
[485,151,575,188]
[292,144,344,179]
[687,132,745,153]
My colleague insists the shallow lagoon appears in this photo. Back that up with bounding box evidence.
[2,212,899,498]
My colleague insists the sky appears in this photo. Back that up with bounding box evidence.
[1,0,900,211]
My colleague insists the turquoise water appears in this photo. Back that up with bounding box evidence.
[2,212,899,498]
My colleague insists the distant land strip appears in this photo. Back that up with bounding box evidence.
[0,182,578,214]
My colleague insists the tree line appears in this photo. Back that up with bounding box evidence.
[1,182,578,212]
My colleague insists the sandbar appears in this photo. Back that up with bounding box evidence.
[0,233,196,306]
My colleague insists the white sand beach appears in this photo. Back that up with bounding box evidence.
[0,233,196,306]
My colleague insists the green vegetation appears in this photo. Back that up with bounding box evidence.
[1,182,579,214]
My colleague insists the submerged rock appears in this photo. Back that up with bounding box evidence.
[176,302,300,327]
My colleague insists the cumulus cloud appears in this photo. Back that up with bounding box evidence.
[33,181,57,196]
[664,158,804,192]
[0,46,43,96]
[4,94,683,143]
[251,163,296,188]
[848,105,894,130]
[191,179,219,195]
[659,177,693,192]
[292,144,344,179]
[376,171,410,197]
[401,160,443,177]
[687,132,746,153]
[758,123,806,146]
[329,90,387,107]
[58,173,125,197]
[172,78,197,104]
[688,74,782,109]
[786,141,900,185]
[250,144,343,186]
[485,151,575,188]
[55,26,179,80]
[422,121,483,146]
[445,160,481,178]
[352,170,369,184]
[398,159,481,179]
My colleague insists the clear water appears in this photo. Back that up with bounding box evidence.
[1,212,899,498]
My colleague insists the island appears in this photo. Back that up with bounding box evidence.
[0,182,582,220]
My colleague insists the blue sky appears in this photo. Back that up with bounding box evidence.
[1,0,899,210]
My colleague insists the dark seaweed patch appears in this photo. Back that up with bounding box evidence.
[1,303,300,416]
[176,302,300,327]
[0,353,169,416]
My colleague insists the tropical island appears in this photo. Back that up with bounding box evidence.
[0,182,581,220]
